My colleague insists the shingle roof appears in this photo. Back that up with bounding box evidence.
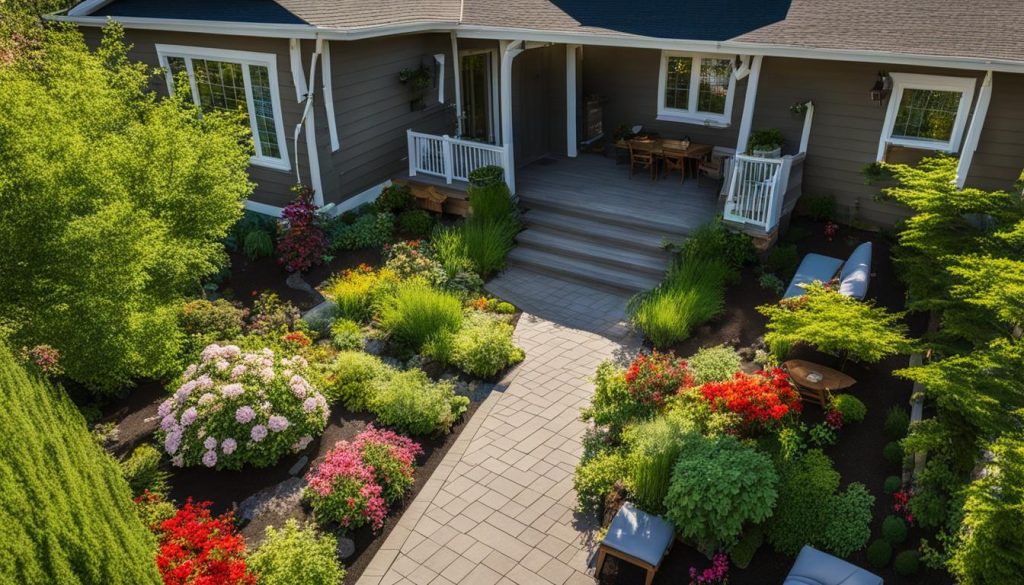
[732,0,1024,64]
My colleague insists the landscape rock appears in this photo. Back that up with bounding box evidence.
[238,477,309,548]
[288,455,309,476]
[336,537,356,559]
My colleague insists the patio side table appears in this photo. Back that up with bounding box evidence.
[783,359,856,408]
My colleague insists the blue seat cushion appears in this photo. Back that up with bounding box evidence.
[837,242,872,300]
[784,253,844,298]
[602,502,674,567]
[784,546,883,585]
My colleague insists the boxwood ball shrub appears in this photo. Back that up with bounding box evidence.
[329,318,363,351]
[397,209,435,238]
[866,539,893,568]
[830,394,867,423]
[884,406,911,440]
[449,313,525,378]
[375,184,414,213]
[248,520,345,585]
[157,344,329,469]
[378,279,464,350]
[331,211,394,251]
[663,434,778,551]
[368,369,469,435]
[323,351,393,409]
[894,550,921,576]
[573,450,628,513]
[883,441,905,466]
[884,475,902,494]
[766,449,840,555]
[881,515,908,544]
[822,483,875,557]
[688,345,743,385]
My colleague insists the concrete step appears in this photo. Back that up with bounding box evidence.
[518,194,697,238]
[515,228,669,278]
[521,208,681,252]
[506,247,662,294]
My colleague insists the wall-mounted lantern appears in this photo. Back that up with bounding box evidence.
[870,72,892,104]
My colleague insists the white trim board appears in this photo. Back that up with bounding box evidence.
[876,72,977,161]
[656,50,737,127]
[243,181,389,218]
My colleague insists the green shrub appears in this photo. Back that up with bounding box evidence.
[866,539,893,568]
[689,345,743,385]
[448,313,524,378]
[368,369,469,435]
[801,194,836,221]
[332,212,394,251]
[830,394,867,423]
[462,217,518,278]
[884,475,902,494]
[323,266,397,323]
[730,526,764,569]
[330,318,363,351]
[0,346,161,584]
[467,164,505,188]
[243,228,275,260]
[431,225,473,277]
[764,244,800,281]
[120,443,169,498]
[663,434,778,552]
[822,483,875,557]
[178,298,246,352]
[679,219,756,272]
[573,450,628,513]
[377,279,464,350]
[397,209,434,238]
[468,181,516,223]
[375,184,414,213]
[759,283,914,365]
[324,351,393,409]
[884,406,911,440]
[883,441,905,466]
[766,449,841,555]
[882,515,908,544]
[623,418,691,513]
[492,301,515,314]
[894,550,921,576]
[248,520,345,585]
[383,240,447,287]
[627,255,731,348]
[759,272,785,295]
[581,361,651,436]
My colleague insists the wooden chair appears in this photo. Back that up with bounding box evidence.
[628,139,657,180]
[697,147,732,188]
[661,147,688,183]
[595,502,675,585]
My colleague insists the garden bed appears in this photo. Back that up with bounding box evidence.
[599,217,947,585]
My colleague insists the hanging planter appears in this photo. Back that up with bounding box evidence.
[399,64,432,112]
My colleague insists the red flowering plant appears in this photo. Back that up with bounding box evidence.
[892,489,914,524]
[698,368,802,435]
[280,330,312,348]
[154,499,255,585]
[276,185,329,273]
[623,351,693,410]
[21,344,63,376]
[688,552,730,585]
[824,220,839,241]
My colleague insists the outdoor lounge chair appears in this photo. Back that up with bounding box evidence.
[784,545,883,585]
[784,242,872,300]
[595,502,674,585]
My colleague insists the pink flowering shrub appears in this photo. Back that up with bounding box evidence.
[304,426,422,532]
[157,343,329,470]
[688,552,730,585]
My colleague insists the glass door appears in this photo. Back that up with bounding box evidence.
[460,51,496,143]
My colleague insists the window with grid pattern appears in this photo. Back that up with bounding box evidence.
[891,89,961,141]
[697,58,732,115]
[877,72,976,159]
[664,56,692,110]
[658,52,734,125]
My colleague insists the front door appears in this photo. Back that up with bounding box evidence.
[460,51,496,143]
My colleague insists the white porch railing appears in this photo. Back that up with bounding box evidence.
[723,154,796,233]
[406,130,510,187]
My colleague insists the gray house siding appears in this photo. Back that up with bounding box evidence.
[580,45,746,149]
[512,44,568,166]
[966,71,1024,193]
[82,28,309,209]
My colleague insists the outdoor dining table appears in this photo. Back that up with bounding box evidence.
[615,138,713,178]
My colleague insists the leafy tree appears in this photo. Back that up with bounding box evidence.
[0,346,161,584]
[758,283,914,365]
[0,24,252,391]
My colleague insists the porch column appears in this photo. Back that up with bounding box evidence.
[499,40,524,193]
[566,44,580,157]
[956,70,993,189]
[450,32,463,136]
[735,55,763,155]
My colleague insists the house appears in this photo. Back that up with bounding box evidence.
[54,0,1024,291]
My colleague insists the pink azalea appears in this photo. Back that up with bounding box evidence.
[194,375,214,390]
[198,392,216,406]
[230,364,247,380]
[251,424,268,442]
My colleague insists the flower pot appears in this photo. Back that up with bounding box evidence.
[751,147,782,158]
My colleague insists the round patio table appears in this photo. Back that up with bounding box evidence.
[783,359,857,408]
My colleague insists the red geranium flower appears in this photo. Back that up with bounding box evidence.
[698,368,802,435]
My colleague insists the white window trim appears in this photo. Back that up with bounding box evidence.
[656,51,737,127]
[877,72,977,160]
[155,44,291,172]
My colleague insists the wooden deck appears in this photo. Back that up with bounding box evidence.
[516,153,720,233]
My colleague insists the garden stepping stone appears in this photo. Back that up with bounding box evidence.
[288,455,309,477]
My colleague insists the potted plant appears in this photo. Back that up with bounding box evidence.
[399,64,432,111]
[749,128,783,158]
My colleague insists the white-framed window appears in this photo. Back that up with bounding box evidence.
[877,72,976,160]
[156,44,290,171]
[656,51,736,127]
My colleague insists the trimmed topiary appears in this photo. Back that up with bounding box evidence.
[881,515,908,544]
[884,406,910,440]
[894,550,921,576]
[883,441,905,466]
[830,394,867,423]
[866,539,893,568]
[883,475,902,494]
[688,345,743,385]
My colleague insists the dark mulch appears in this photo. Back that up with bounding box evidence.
[601,217,948,585]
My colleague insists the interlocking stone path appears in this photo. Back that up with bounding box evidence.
[358,268,639,585]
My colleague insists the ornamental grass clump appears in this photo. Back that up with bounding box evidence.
[623,417,692,514]
[322,265,398,323]
[157,344,329,469]
[697,368,802,436]
[377,279,464,350]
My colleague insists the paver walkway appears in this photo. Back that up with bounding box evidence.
[358,268,639,585]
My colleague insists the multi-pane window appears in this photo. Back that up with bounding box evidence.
[658,52,735,125]
[157,46,288,170]
[878,73,976,159]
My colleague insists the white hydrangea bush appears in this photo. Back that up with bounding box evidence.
[157,344,329,469]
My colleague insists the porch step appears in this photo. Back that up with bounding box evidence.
[506,247,663,294]
[518,193,696,238]
[515,228,669,279]
[521,208,678,252]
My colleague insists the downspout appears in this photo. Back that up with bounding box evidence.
[291,37,326,207]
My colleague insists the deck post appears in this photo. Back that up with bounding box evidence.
[451,32,463,136]
[499,40,524,193]
[735,55,763,155]
[442,135,454,184]
[956,70,993,188]
[566,44,580,157]
[407,129,416,178]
